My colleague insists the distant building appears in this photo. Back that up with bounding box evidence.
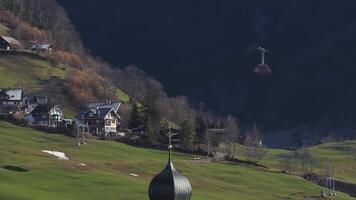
[0,36,23,50]
[23,95,48,114]
[82,107,120,136]
[87,101,121,115]
[0,88,23,105]
[30,44,53,52]
[0,88,23,115]
[26,104,63,128]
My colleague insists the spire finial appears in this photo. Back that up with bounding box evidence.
[167,124,177,162]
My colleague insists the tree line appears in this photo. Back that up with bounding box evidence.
[114,65,240,152]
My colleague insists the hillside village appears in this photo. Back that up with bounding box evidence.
[0,31,124,139]
[0,87,122,138]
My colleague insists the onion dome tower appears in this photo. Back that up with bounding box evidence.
[148,130,192,200]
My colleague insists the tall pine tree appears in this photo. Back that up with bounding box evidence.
[180,118,196,150]
[142,82,162,145]
[128,103,143,130]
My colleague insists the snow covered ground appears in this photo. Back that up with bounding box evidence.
[41,150,69,160]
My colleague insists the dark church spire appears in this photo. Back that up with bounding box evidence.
[148,127,192,200]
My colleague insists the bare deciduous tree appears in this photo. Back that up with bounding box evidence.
[224,115,239,159]
[279,154,295,174]
[292,147,319,175]
[114,65,147,103]
[244,123,266,163]
[158,96,196,124]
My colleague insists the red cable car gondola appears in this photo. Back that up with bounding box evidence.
[254,47,272,76]
[254,64,272,75]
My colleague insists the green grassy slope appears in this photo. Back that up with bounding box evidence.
[0,23,10,36]
[0,52,79,118]
[0,121,354,200]
[0,52,130,118]
[0,53,63,88]
[309,141,356,184]
[233,141,356,185]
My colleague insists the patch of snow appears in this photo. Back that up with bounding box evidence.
[41,150,69,160]
[129,173,139,177]
[79,163,86,166]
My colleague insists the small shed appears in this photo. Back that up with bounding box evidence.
[0,36,22,50]
[30,44,53,52]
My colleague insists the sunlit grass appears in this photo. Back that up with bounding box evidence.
[0,121,354,200]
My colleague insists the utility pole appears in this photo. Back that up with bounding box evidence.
[77,123,88,146]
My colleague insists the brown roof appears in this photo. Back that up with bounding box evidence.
[0,36,22,46]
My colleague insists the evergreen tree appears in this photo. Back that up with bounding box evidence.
[142,83,162,145]
[195,115,207,143]
[128,103,143,130]
[145,115,159,145]
[159,120,170,146]
[180,118,196,150]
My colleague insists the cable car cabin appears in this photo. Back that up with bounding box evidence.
[254,64,272,76]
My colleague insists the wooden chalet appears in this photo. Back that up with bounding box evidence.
[82,107,120,135]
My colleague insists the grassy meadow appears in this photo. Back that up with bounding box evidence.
[0,121,355,200]
[233,141,356,185]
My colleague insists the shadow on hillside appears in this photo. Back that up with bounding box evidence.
[3,165,28,172]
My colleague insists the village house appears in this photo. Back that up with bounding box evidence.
[23,95,48,114]
[0,88,23,105]
[82,106,120,136]
[25,104,63,128]
[0,88,23,115]
[0,36,23,50]
[87,101,121,115]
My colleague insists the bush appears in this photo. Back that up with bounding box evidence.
[49,51,84,68]
[65,69,116,106]
[0,10,52,44]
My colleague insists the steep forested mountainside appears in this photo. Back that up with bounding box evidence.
[57,0,356,135]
